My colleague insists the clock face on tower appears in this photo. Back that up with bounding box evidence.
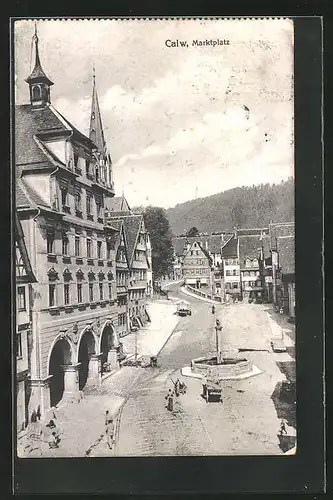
[92,112,95,120]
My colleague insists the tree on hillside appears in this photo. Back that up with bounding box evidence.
[142,206,174,280]
[186,226,200,237]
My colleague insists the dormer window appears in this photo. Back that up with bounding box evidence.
[245,258,251,268]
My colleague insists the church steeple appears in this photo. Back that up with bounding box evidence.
[26,22,53,107]
[89,65,105,152]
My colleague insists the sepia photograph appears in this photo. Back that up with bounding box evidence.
[14,18,296,459]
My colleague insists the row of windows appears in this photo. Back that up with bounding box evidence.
[129,305,145,317]
[245,258,259,268]
[47,232,112,260]
[225,269,239,276]
[224,259,238,266]
[244,281,262,288]
[118,313,126,327]
[48,282,113,307]
[60,184,105,220]
[129,289,145,301]
[186,258,207,265]
[184,268,209,275]
[225,283,239,289]
[242,271,260,278]
[133,250,145,262]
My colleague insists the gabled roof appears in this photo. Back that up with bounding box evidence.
[277,236,295,275]
[238,235,262,265]
[107,196,131,214]
[15,104,94,168]
[119,215,143,265]
[16,167,51,209]
[184,240,211,262]
[221,235,237,258]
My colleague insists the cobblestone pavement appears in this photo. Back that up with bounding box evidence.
[19,285,295,457]
[116,283,296,456]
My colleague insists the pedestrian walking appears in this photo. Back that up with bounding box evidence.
[105,418,115,449]
[279,419,287,435]
[165,389,174,411]
[174,378,180,397]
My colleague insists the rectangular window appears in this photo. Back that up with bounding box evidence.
[61,189,68,208]
[99,282,104,300]
[86,196,92,215]
[96,201,101,218]
[109,283,112,300]
[89,283,94,302]
[47,231,55,254]
[232,269,237,276]
[74,152,79,168]
[16,332,22,359]
[62,233,69,255]
[87,238,92,258]
[64,284,70,305]
[75,236,80,257]
[77,283,83,303]
[226,270,231,276]
[107,242,111,261]
[75,192,81,212]
[49,284,56,307]
[17,286,26,311]
[97,241,102,259]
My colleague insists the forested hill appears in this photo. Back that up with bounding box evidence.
[166,178,294,235]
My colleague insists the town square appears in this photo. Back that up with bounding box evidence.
[14,18,296,458]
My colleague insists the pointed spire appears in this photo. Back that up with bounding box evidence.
[89,67,105,152]
[26,22,53,86]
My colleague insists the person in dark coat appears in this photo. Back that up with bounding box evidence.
[165,389,174,411]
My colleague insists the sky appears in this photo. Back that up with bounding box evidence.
[14,19,294,209]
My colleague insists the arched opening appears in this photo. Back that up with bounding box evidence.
[77,330,96,390]
[100,324,116,375]
[49,338,72,408]
[32,85,41,101]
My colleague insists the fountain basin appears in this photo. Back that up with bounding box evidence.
[191,356,254,379]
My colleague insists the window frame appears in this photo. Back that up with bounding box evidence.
[17,286,26,311]
[49,283,56,307]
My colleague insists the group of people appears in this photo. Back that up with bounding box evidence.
[165,378,187,411]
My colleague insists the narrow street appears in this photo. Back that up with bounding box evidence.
[116,283,296,456]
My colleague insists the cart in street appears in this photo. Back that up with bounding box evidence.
[176,300,191,316]
[202,376,222,403]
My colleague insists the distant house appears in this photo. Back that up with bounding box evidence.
[237,228,267,301]
[269,222,295,316]
[221,234,240,300]
[182,241,212,289]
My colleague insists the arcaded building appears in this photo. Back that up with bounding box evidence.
[15,28,150,422]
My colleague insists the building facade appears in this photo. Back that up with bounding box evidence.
[269,222,295,316]
[15,28,150,422]
[237,229,267,301]
[16,213,37,432]
[182,241,213,289]
[221,234,241,300]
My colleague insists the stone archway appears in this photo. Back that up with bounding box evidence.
[77,330,96,390]
[49,338,72,408]
[100,323,118,374]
